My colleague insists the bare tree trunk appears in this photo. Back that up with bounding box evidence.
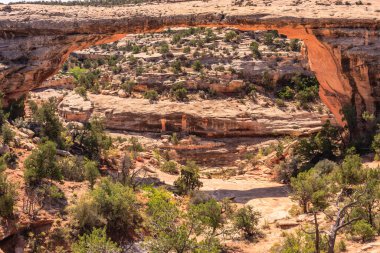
[313,211,320,253]
[327,231,336,253]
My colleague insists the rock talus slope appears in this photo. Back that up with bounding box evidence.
[0,0,379,127]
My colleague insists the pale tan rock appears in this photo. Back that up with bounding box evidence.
[59,94,333,137]
[58,92,93,123]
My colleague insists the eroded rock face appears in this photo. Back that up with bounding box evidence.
[59,92,333,137]
[0,0,379,129]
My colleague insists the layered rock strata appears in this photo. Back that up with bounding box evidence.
[59,92,334,137]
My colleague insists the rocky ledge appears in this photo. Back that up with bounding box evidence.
[58,92,334,137]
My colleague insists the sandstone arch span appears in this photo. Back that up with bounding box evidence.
[0,1,379,129]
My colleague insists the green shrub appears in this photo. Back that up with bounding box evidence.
[183,46,191,53]
[70,178,142,236]
[24,141,61,186]
[84,160,99,189]
[74,86,87,99]
[144,187,223,253]
[371,133,380,157]
[275,98,286,107]
[224,30,238,42]
[192,60,203,72]
[249,41,261,59]
[144,90,159,103]
[159,42,170,54]
[277,86,295,100]
[58,156,85,182]
[171,133,179,145]
[72,227,121,253]
[69,195,105,231]
[289,39,301,52]
[270,230,322,253]
[121,80,136,95]
[30,98,65,148]
[351,220,376,243]
[160,160,178,174]
[171,60,182,74]
[0,173,16,218]
[170,82,188,101]
[336,240,347,252]
[128,137,144,152]
[174,160,203,195]
[3,152,18,169]
[79,117,112,160]
[1,124,14,145]
[233,205,261,240]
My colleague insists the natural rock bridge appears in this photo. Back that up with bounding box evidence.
[0,0,379,128]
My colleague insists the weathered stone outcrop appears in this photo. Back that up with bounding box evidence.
[0,0,379,129]
[59,92,334,137]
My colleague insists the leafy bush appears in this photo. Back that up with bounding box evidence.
[336,240,347,252]
[69,195,105,231]
[294,120,342,167]
[3,151,18,169]
[70,178,142,237]
[160,160,178,174]
[170,82,188,101]
[270,230,325,253]
[84,160,99,189]
[313,159,336,175]
[171,60,182,74]
[192,60,203,72]
[144,187,224,253]
[72,228,121,253]
[128,136,144,152]
[351,220,376,243]
[58,156,85,182]
[289,39,301,52]
[74,86,87,99]
[121,80,136,95]
[0,172,16,218]
[24,141,61,186]
[233,205,261,240]
[277,86,295,100]
[249,41,261,59]
[30,98,66,149]
[290,168,328,213]
[332,153,365,186]
[78,117,112,160]
[263,32,275,45]
[144,90,159,103]
[174,160,203,195]
[371,133,380,158]
[224,30,238,42]
[170,133,179,145]
[1,124,14,145]
[159,42,170,54]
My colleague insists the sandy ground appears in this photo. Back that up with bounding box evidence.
[150,162,380,253]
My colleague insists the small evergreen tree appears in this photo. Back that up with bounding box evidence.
[174,160,203,195]
[24,141,61,186]
[84,160,99,189]
[1,124,14,145]
[72,227,121,253]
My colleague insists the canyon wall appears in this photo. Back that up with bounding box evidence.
[0,0,379,129]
